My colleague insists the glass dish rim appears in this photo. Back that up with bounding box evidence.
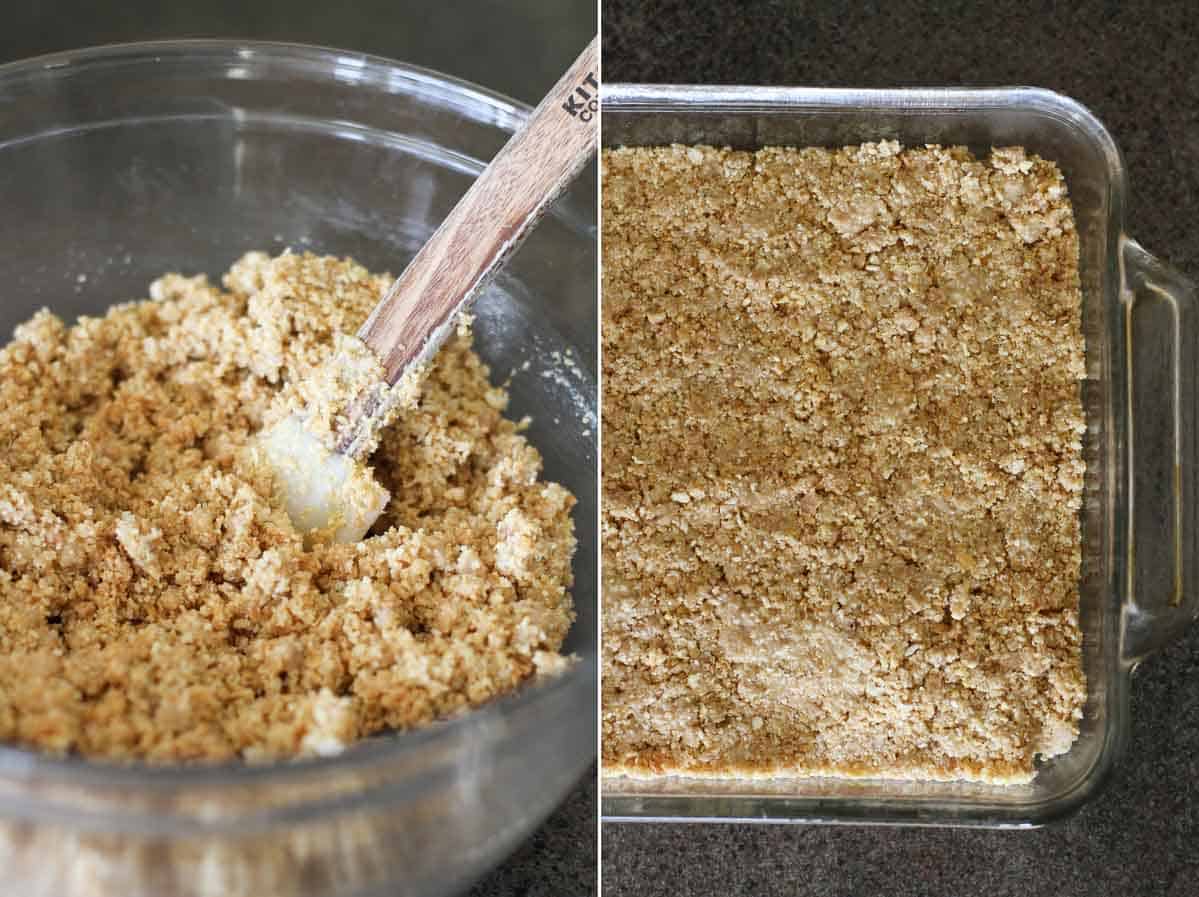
[599,82,1139,827]
[0,38,597,795]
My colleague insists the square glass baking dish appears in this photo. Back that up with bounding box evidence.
[600,85,1198,827]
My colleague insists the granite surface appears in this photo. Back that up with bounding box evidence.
[1,3,597,896]
[601,1,1198,896]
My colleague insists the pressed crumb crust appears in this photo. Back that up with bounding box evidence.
[601,142,1087,784]
[0,252,575,762]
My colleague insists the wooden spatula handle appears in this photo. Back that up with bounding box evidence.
[358,37,599,384]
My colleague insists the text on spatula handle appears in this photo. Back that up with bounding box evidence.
[562,72,599,122]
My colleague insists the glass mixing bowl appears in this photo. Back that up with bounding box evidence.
[0,40,596,896]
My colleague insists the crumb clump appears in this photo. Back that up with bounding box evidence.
[286,330,425,462]
[0,251,576,763]
[601,142,1087,783]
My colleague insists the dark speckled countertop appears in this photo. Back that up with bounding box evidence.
[602,2,1198,896]
[1,3,596,896]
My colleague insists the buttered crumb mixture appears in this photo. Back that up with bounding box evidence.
[0,252,575,762]
[602,143,1086,783]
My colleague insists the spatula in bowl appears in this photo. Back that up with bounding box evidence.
[259,37,599,542]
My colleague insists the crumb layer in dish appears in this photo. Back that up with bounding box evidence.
[601,142,1086,784]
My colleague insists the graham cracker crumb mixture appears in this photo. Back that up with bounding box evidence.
[602,142,1086,783]
[0,251,575,762]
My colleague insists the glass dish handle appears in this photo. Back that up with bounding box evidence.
[1121,238,1199,665]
